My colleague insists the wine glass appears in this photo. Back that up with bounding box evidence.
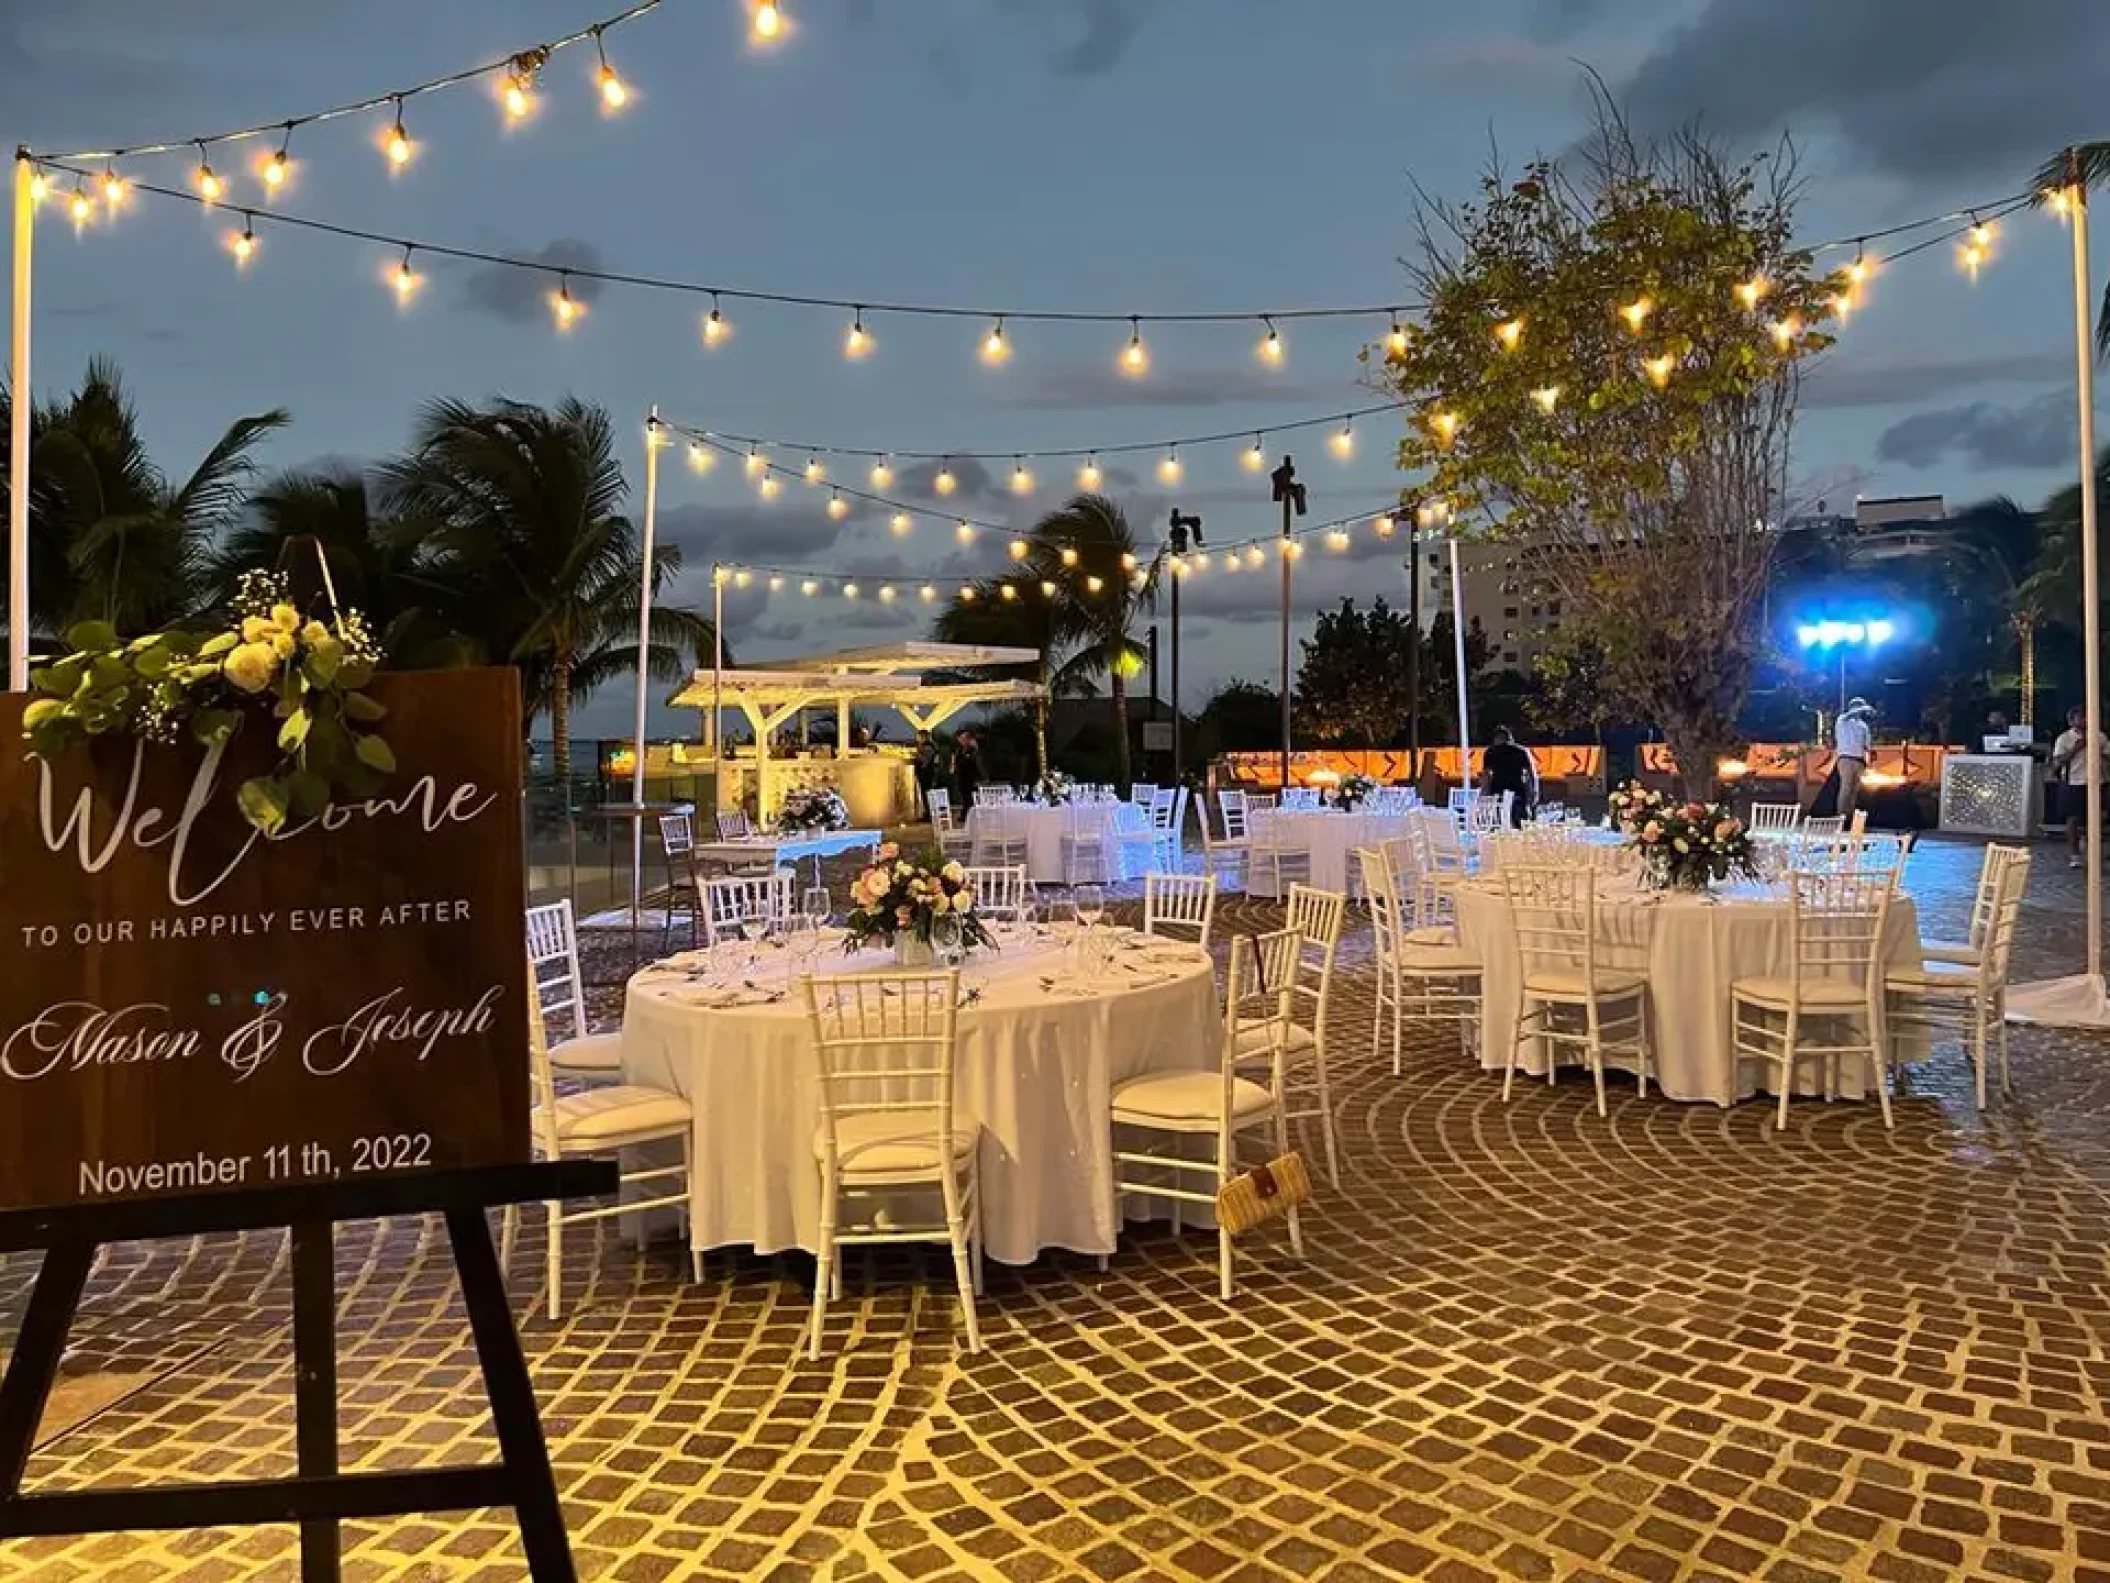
[802,885,831,935]
[1075,884,1106,932]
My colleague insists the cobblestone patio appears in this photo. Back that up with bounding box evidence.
[5,836,2110,1582]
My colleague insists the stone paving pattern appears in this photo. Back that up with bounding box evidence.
[4,836,2110,1581]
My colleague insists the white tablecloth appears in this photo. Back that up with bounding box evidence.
[620,925,1219,1264]
[694,829,883,873]
[1246,809,1418,898]
[1454,878,1925,1105]
[965,805,1148,885]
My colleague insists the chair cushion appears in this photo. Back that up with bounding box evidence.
[1523,968,1647,1000]
[817,1109,981,1177]
[1405,926,1456,946]
[1111,1071,1275,1124]
[1382,942,1479,973]
[1921,940,1981,966]
[547,1031,623,1072]
[555,1085,692,1143]
[1731,975,1869,1009]
[1233,1022,1318,1056]
[1886,961,1984,991]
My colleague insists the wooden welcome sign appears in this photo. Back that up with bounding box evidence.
[0,668,530,1212]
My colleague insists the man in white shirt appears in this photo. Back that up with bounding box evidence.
[1834,697,1874,820]
[2053,705,2104,869]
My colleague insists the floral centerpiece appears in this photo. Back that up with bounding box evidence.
[843,843,995,963]
[1627,799,1757,892]
[1331,772,1378,811]
[21,569,389,836]
[776,785,849,832]
[1606,779,1667,834]
[1035,770,1072,806]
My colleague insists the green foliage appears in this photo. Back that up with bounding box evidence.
[1294,598,1418,747]
[1526,628,1622,739]
[1196,680,1280,755]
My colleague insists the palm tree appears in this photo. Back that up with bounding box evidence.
[931,578,1067,779]
[1027,494,1156,792]
[379,397,716,782]
[2030,144,2110,358]
[2,358,284,639]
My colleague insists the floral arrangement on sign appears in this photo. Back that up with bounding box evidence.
[1332,772,1378,811]
[1627,799,1757,892]
[1035,770,1072,806]
[1606,779,1667,833]
[776,785,849,832]
[21,569,390,836]
[843,844,995,954]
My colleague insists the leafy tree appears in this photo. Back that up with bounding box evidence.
[1419,611,1492,746]
[379,397,714,781]
[1294,597,1417,746]
[1196,680,1280,756]
[1526,628,1622,740]
[1026,494,1155,792]
[930,579,1072,779]
[1381,98,1842,793]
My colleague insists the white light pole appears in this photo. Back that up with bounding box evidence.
[627,408,663,935]
[8,151,35,692]
[1447,534,1472,780]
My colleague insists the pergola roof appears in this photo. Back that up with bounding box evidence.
[763,640,1041,673]
[668,671,1042,710]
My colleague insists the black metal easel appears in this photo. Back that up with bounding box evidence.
[0,1161,616,1582]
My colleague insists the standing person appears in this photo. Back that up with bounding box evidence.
[1834,697,1875,822]
[2053,705,2104,870]
[952,728,984,809]
[912,730,939,820]
[1481,725,1539,827]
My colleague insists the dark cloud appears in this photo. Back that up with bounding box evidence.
[657,502,849,566]
[1607,0,2110,182]
[889,455,1011,509]
[1802,350,2067,411]
[1528,0,1618,40]
[1874,390,2075,472]
[460,240,606,326]
[991,364,1361,412]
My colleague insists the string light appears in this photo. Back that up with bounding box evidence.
[1431,411,1460,448]
[1086,574,1105,592]
[1959,215,1995,280]
[228,214,257,264]
[1531,385,1562,413]
[752,1,784,42]
[1120,552,1137,572]
[1495,317,1524,351]
[961,585,979,602]
[67,182,92,228]
[769,575,784,592]
[1848,248,1869,288]
[1011,458,1034,494]
[1000,584,1018,601]
[703,296,730,346]
[392,246,419,303]
[688,442,713,473]
[99,166,128,208]
[1009,539,1030,561]
[870,456,893,488]
[935,464,957,496]
[1644,353,1674,388]
[1122,318,1148,376]
[879,585,896,604]
[827,489,849,520]
[890,511,912,535]
[801,579,818,596]
[1769,315,1800,350]
[1619,298,1651,332]
[385,100,414,169]
[842,582,858,599]
[1326,529,1351,551]
[1328,418,1354,459]
[551,274,582,329]
[28,170,48,205]
[1243,546,1265,567]
[1387,319,1408,356]
[503,62,536,121]
[1079,455,1103,489]
[1259,316,1284,363]
[919,584,936,604]
[804,456,826,483]
[263,127,291,191]
[758,474,780,500]
[1735,276,1768,309]
[1243,435,1267,473]
[1373,514,1395,538]
[1158,447,1183,484]
[956,521,975,543]
[845,308,872,360]
[193,146,222,204]
[1060,546,1080,567]
[593,28,628,111]
[744,446,765,477]
[981,316,1011,366]
[1039,580,1057,598]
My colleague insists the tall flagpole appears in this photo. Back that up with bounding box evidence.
[8,152,34,692]
[712,565,725,812]
[628,409,662,933]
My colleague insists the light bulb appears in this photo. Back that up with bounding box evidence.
[758,475,780,500]
[935,465,957,497]
[1244,546,1265,567]
[1079,456,1103,489]
[1121,319,1148,376]
[871,457,894,488]
[228,219,257,263]
[1769,316,1799,349]
[981,317,1011,365]
[1431,411,1460,448]
[801,579,818,596]
[551,279,582,329]
[28,170,48,205]
[688,443,713,473]
[1243,437,1266,473]
[1284,541,1304,561]
[393,253,419,302]
[1327,529,1350,551]
[1259,317,1284,363]
[1000,584,1018,602]
[195,157,222,204]
[263,148,288,190]
[734,569,753,589]
[769,575,784,592]
[842,582,858,599]
[1060,546,1080,567]
[385,107,414,169]
[827,491,849,520]
[1644,354,1674,388]
[67,184,92,226]
[804,456,825,484]
[1329,421,1354,459]
[598,59,628,111]
[1848,252,1869,287]
[1158,448,1182,484]
[1086,575,1105,593]
[100,168,128,208]
[1620,298,1651,332]
[744,448,765,477]
[890,512,912,536]
[1009,539,1029,561]
[956,521,975,543]
[1831,292,1854,321]
[1222,553,1239,573]
[1970,219,1995,251]
[879,585,896,604]
[1373,515,1396,538]
[702,300,730,346]
[920,585,936,603]
[845,311,872,360]
[1011,460,1034,494]
[1120,552,1137,571]
[962,586,979,602]
[1959,238,1985,280]
[712,566,729,586]
[752,1,783,41]
[1735,276,1769,310]
[1039,581,1057,598]
[504,71,533,120]
[1387,319,1408,356]
[1531,385,1562,413]
[1495,317,1524,351]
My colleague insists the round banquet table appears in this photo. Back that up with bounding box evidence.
[619,924,1219,1264]
[964,803,1148,885]
[1453,876,1925,1105]
[1245,809,1417,898]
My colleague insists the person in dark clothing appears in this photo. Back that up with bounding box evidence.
[912,731,939,818]
[952,729,985,808]
[1481,725,1539,827]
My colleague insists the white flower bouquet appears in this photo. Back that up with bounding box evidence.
[1334,772,1378,811]
[1036,770,1072,806]
[1606,779,1668,834]
[776,785,849,832]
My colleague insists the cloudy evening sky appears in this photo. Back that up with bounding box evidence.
[7,0,2107,738]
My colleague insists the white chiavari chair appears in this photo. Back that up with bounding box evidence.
[525,899,622,1078]
[1849,831,1913,878]
[801,971,982,1357]
[1281,787,1321,811]
[925,787,975,864]
[1924,843,2018,965]
[963,864,1031,922]
[1408,808,1470,926]
[714,808,753,841]
[1248,805,1313,893]
[1246,792,1279,812]
[1466,792,1512,838]
[1143,871,1218,948]
[657,811,702,950]
[1277,884,1347,1186]
[1447,787,1477,814]
[1109,930,1307,1300]
[1748,802,1802,834]
[1885,845,2029,1110]
[1792,814,1847,871]
[1733,870,1897,1131]
[1196,792,1251,889]
[1503,864,1652,1118]
[702,871,795,946]
[972,786,1007,809]
[1356,848,1481,1074]
[970,804,1030,869]
[1058,802,1110,885]
[504,963,698,1319]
